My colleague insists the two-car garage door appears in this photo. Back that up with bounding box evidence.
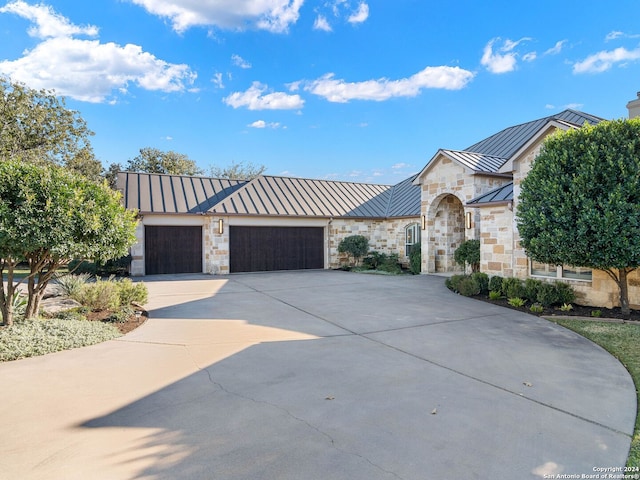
[230,226,324,273]
[145,225,324,274]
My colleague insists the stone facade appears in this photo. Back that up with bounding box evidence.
[477,205,515,278]
[417,154,511,273]
[328,217,419,268]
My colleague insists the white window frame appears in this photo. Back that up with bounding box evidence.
[405,223,420,257]
[529,260,592,282]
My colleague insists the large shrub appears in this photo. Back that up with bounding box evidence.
[338,235,369,266]
[454,239,480,272]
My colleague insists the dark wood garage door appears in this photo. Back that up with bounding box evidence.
[145,226,203,275]
[230,226,324,273]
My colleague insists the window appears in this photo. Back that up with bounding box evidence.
[529,261,592,282]
[405,223,421,256]
[561,265,592,281]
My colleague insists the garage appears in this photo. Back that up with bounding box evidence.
[230,226,324,273]
[145,226,203,275]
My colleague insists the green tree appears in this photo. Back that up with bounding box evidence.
[454,239,480,272]
[517,118,640,317]
[210,160,266,180]
[338,235,369,266]
[0,76,93,168]
[0,161,138,325]
[125,147,203,176]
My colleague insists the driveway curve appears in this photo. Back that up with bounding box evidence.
[0,271,635,480]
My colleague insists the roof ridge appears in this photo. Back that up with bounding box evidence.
[260,173,394,187]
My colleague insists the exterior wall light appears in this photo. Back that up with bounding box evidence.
[465,211,472,229]
[421,215,426,230]
[218,218,224,235]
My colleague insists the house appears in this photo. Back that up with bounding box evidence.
[118,101,640,309]
[116,172,421,275]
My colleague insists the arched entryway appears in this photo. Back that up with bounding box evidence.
[429,194,465,273]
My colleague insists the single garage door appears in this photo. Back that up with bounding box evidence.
[145,225,203,275]
[230,226,324,273]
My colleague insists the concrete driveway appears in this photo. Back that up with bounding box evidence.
[0,271,635,480]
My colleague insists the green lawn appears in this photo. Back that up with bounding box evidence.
[550,319,640,468]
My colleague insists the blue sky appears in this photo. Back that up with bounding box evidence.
[1,0,639,184]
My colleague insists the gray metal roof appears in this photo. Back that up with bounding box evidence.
[117,172,247,214]
[465,109,604,160]
[439,150,508,173]
[118,171,421,219]
[386,174,421,217]
[467,182,513,205]
[211,175,394,217]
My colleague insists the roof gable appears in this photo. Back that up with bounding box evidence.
[415,109,605,183]
[466,109,604,159]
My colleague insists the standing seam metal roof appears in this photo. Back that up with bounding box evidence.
[465,109,604,160]
[467,182,514,205]
[118,171,421,219]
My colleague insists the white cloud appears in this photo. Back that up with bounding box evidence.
[522,52,537,62]
[313,15,332,32]
[315,1,369,29]
[212,72,224,88]
[303,66,474,103]
[232,54,251,69]
[606,31,624,42]
[573,46,640,73]
[544,40,567,55]
[249,120,280,128]
[481,37,531,74]
[392,162,410,170]
[0,3,196,103]
[128,0,304,33]
[347,2,369,24]
[0,1,98,38]
[224,81,304,110]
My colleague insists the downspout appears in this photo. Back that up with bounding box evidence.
[327,217,333,270]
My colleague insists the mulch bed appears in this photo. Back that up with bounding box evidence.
[86,309,149,334]
[472,295,640,322]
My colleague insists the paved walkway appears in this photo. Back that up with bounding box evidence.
[0,271,635,479]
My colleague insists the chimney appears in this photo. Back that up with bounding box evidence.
[627,92,640,119]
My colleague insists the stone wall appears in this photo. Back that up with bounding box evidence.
[204,216,228,274]
[417,155,511,273]
[328,217,419,268]
[477,204,515,278]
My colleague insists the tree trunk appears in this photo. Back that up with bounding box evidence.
[618,268,631,319]
[1,261,18,326]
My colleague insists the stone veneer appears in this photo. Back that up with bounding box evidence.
[477,204,515,278]
[417,155,511,273]
[328,217,419,268]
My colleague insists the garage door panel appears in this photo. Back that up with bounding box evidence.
[145,226,202,275]
[230,226,323,273]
